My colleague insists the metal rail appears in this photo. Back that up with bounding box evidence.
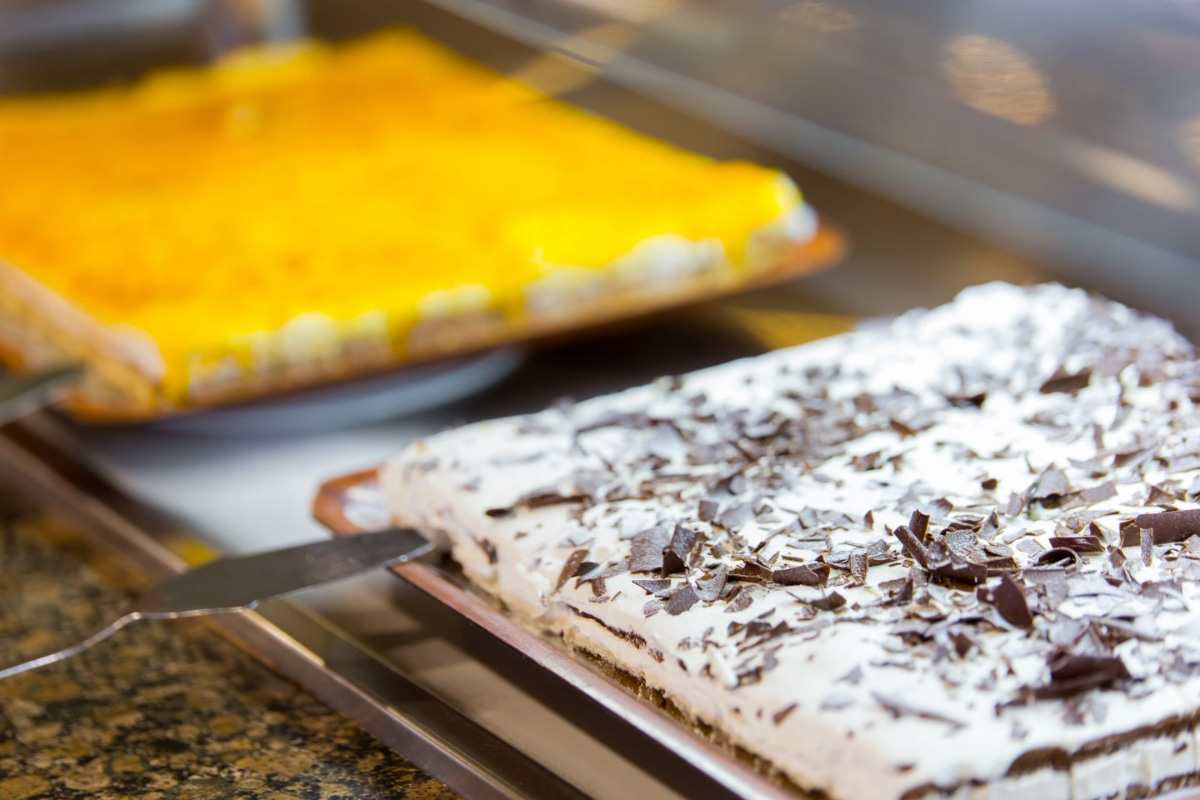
[0,415,588,800]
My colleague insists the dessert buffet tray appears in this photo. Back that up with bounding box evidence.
[312,467,799,800]
[0,226,842,424]
[8,370,1200,800]
[313,465,1200,800]
[0,413,791,800]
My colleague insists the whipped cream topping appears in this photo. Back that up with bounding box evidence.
[382,283,1200,800]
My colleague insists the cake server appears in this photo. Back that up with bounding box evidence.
[0,363,84,426]
[0,527,433,680]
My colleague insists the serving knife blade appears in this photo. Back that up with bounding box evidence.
[0,527,433,680]
[138,527,434,615]
[0,363,83,425]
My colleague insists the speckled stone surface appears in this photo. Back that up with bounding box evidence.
[0,494,459,799]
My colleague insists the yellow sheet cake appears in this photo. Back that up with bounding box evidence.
[0,30,834,420]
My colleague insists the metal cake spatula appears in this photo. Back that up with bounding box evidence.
[0,363,83,426]
[0,527,432,680]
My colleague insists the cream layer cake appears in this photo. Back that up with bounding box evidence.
[380,283,1200,800]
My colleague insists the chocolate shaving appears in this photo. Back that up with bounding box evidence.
[1119,519,1141,547]
[802,591,846,612]
[698,498,720,522]
[1033,468,1071,500]
[695,566,728,603]
[977,575,1033,628]
[984,541,1012,558]
[725,589,754,613]
[487,487,587,518]
[661,525,698,576]
[839,665,863,685]
[717,502,755,531]
[1005,492,1026,517]
[908,510,930,544]
[893,525,930,569]
[849,552,869,584]
[729,560,773,583]
[629,523,672,573]
[476,538,498,564]
[866,539,894,565]
[665,585,699,615]
[1026,570,1070,609]
[632,579,673,595]
[979,511,1001,540]
[1115,446,1156,469]
[1145,484,1179,508]
[1134,509,1200,544]
[772,703,798,725]
[944,528,978,555]
[1033,547,1082,570]
[707,466,747,496]
[555,549,589,592]
[984,556,1019,573]
[1040,368,1092,395]
[1079,481,1118,505]
[1031,654,1131,700]
[950,631,974,658]
[772,564,829,587]
[932,559,987,585]
[948,392,987,408]
[573,561,601,580]
[1048,536,1106,554]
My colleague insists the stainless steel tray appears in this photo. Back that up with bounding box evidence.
[0,415,788,799]
[313,468,795,800]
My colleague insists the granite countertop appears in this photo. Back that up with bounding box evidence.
[0,491,459,799]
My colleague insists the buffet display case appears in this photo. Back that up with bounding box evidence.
[2,1,1197,798]
[448,0,1200,310]
[309,0,1199,326]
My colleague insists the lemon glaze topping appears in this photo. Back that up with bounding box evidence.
[0,30,802,388]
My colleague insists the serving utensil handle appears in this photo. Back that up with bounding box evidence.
[0,611,140,680]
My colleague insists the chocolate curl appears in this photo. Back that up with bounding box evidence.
[894,524,930,569]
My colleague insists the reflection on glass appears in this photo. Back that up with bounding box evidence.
[941,35,1053,126]
[507,23,638,97]
[780,1,859,34]
[560,0,681,23]
[1070,143,1199,212]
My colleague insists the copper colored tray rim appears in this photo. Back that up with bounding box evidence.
[312,466,799,800]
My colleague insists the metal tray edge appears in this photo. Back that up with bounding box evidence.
[314,466,798,800]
